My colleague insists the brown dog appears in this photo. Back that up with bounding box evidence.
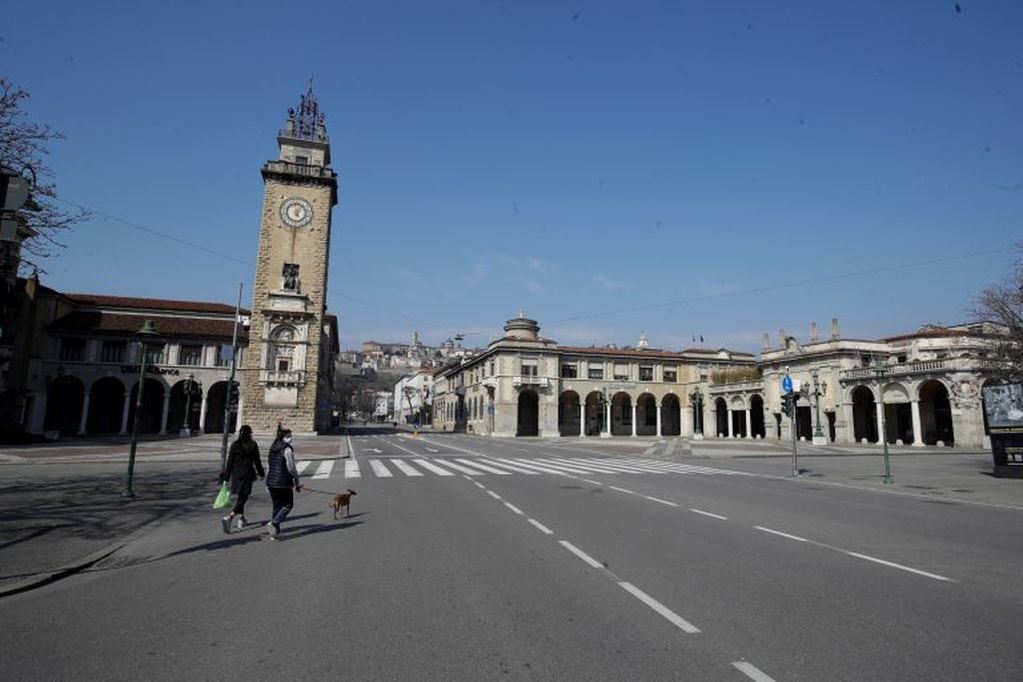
[329,489,357,519]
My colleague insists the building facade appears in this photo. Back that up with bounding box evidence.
[432,314,1001,448]
[20,287,251,437]
[241,85,340,435]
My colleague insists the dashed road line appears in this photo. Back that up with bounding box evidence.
[528,518,554,535]
[689,508,728,520]
[732,661,775,682]
[558,540,604,569]
[644,495,679,507]
[503,502,524,515]
[846,551,953,582]
[618,582,701,634]
[754,526,809,543]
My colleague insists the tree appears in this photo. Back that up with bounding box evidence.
[0,78,88,268]
[973,242,1023,380]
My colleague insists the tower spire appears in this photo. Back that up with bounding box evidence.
[282,81,328,143]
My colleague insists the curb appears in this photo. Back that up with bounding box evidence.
[0,542,125,598]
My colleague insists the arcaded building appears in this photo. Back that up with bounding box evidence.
[432,314,1001,449]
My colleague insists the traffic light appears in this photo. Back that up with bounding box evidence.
[781,393,792,417]
[228,382,240,411]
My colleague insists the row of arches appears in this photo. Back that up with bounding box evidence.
[42,375,237,436]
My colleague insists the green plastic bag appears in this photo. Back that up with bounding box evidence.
[213,483,231,509]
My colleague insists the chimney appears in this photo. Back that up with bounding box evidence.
[778,328,786,349]
[762,333,770,353]
[809,322,818,343]
[831,317,840,340]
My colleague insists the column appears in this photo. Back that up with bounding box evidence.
[655,402,662,436]
[159,392,171,434]
[679,404,687,437]
[745,407,752,438]
[577,403,583,437]
[198,393,209,434]
[910,399,924,447]
[603,399,611,437]
[631,404,637,436]
[119,391,131,435]
[78,392,91,435]
[875,401,885,444]
[727,409,734,438]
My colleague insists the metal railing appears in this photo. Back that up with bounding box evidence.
[262,369,306,385]
[262,160,335,180]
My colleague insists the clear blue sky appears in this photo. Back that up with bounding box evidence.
[4,1,1021,353]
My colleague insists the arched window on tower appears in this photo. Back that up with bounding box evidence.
[269,326,297,373]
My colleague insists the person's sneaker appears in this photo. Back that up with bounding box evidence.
[236,516,246,530]
[266,522,277,539]
[221,517,232,534]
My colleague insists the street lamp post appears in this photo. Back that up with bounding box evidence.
[219,283,244,474]
[874,358,893,484]
[810,370,828,446]
[124,320,160,499]
[181,373,195,437]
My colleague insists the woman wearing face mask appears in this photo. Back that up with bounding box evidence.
[264,427,303,539]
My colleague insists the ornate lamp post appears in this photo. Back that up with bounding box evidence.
[874,358,893,484]
[810,370,828,446]
[690,388,704,439]
[124,320,161,499]
[180,373,197,436]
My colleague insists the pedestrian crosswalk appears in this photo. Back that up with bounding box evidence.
[294,456,750,481]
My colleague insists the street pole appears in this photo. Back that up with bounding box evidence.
[789,392,799,477]
[219,283,243,474]
[181,373,195,436]
[875,359,893,484]
[124,320,160,499]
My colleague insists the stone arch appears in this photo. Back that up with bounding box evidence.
[851,385,877,443]
[204,380,236,434]
[636,393,657,436]
[127,377,165,435]
[167,378,202,434]
[559,390,581,437]
[611,392,632,436]
[728,395,747,437]
[714,397,728,437]
[44,375,85,434]
[86,376,125,434]
[750,394,766,438]
[584,391,605,436]
[918,379,954,445]
[661,393,681,436]
[517,390,539,437]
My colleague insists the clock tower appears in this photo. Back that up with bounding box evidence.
[242,85,339,434]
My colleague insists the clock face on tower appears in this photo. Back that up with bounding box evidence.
[279,197,313,227]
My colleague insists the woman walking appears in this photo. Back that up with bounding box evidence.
[265,427,303,539]
[220,425,264,533]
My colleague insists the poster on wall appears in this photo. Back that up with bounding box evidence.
[983,383,1023,477]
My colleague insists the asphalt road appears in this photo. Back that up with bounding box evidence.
[1,429,1021,681]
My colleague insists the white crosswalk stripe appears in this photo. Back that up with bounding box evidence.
[313,460,334,479]
[296,456,744,481]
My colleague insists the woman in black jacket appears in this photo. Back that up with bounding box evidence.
[264,427,303,539]
[220,425,264,533]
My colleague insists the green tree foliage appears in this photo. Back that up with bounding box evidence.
[710,366,761,385]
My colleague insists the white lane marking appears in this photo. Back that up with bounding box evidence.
[754,526,809,542]
[344,433,354,458]
[295,460,311,474]
[312,460,334,479]
[425,447,439,453]
[368,459,392,477]
[528,518,554,535]
[846,551,953,582]
[344,459,361,478]
[487,490,502,500]
[432,459,482,476]
[453,458,512,475]
[732,661,775,682]
[478,458,541,475]
[558,540,604,569]
[503,502,524,515]
[689,508,728,520]
[365,448,383,453]
[609,485,636,495]
[390,460,423,477]
[411,459,455,476]
[645,495,679,507]
[473,481,486,489]
[386,438,430,458]
[618,582,701,634]
[583,479,603,486]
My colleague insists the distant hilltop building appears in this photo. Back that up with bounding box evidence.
[343,330,474,375]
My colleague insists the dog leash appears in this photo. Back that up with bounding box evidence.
[297,485,351,496]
